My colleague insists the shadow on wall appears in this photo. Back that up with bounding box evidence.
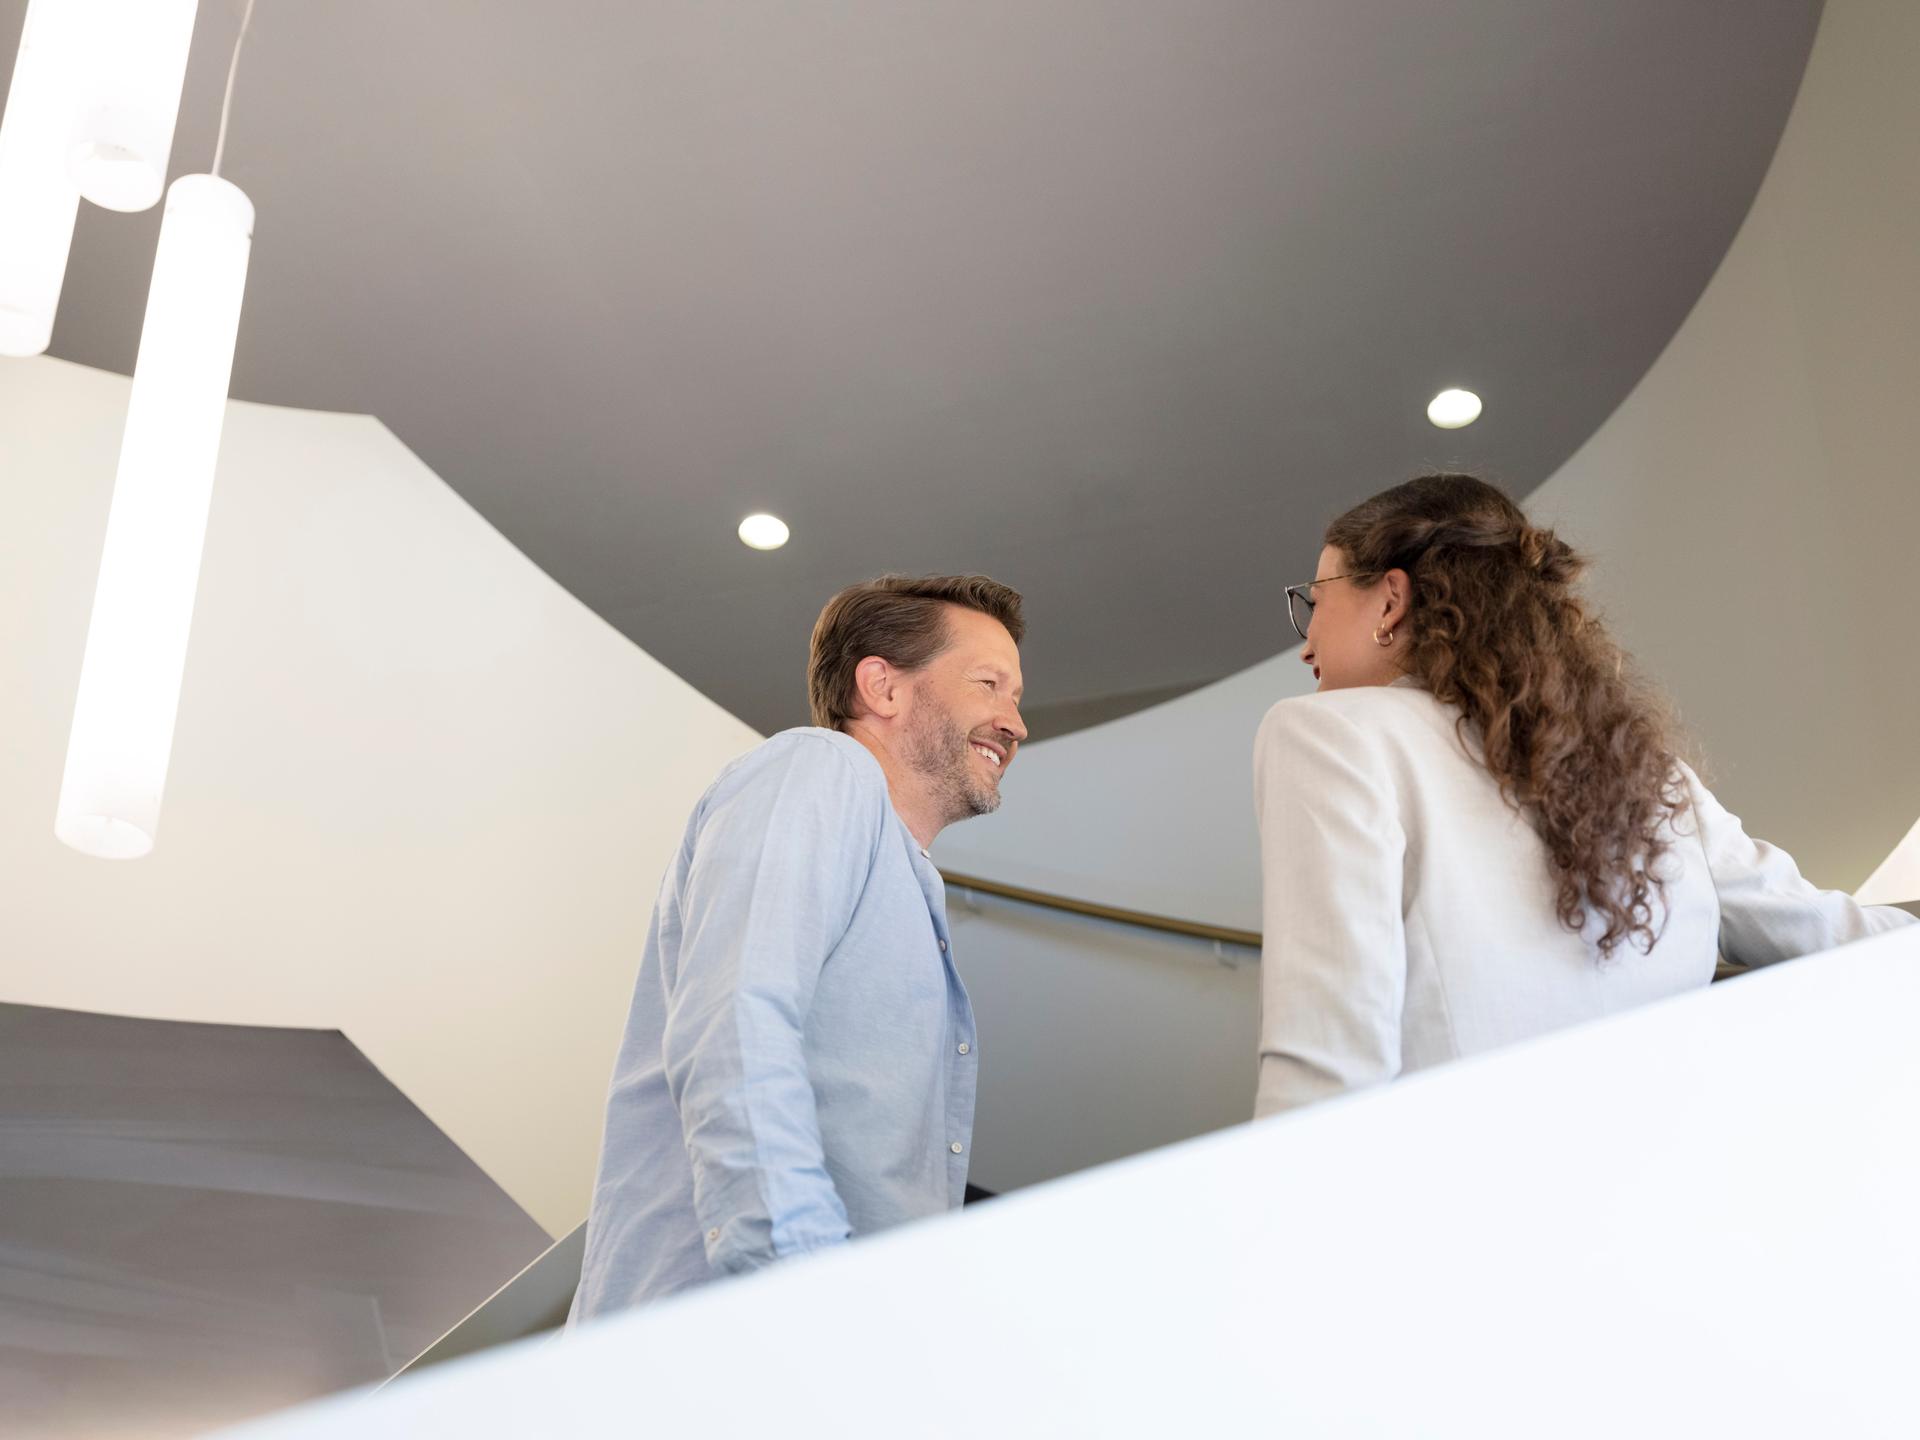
[0,1004,549,1440]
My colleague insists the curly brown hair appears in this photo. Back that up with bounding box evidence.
[1324,473,1688,958]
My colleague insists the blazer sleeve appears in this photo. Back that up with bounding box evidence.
[1252,698,1409,1119]
[1680,763,1916,967]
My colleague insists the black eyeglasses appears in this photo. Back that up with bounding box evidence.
[1284,572,1374,641]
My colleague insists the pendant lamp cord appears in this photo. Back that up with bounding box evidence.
[210,0,259,178]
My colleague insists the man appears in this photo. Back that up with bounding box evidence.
[569,574,1027,1320]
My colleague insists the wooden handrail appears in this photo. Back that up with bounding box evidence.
[939,869,1260,948]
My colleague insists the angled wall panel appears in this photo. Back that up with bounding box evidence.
[0,1002,549,1439]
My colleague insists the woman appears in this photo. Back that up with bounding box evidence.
[1253,473,1912,1118]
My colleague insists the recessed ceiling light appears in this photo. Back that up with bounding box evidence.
[1427,388,1483,429]
[738,513,790,550]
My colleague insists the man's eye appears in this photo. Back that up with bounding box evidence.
[980,679,996,690]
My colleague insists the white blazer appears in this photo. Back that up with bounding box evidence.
[1252,678,1914,1118]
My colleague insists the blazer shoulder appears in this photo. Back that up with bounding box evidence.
[1256,684,1444,746]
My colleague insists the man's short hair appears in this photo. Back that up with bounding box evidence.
[807,574,1025,731]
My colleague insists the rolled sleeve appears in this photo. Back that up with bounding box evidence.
[1681,763,1916,967]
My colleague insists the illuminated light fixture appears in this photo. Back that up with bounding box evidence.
[738,513,791,551]
[55,0,257,860]
[1426,388,1483,429]
[1857,816,1920,912]
[0,0,84,356]
[67,0,201,212]
[55,175,253,857]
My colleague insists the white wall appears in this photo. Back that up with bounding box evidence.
[0,356,760,1237]
[947,890,1259,1194]
[942,0,1920,1186]
[228,928,1920,1440]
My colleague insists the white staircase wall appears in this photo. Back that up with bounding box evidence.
[0,356,760,1236]
[220,924,1920,1439]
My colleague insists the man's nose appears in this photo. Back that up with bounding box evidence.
[1000,708,1028,745]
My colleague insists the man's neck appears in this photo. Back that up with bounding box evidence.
[843,722,942,852]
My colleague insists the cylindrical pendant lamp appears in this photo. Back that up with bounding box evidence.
[0,0,83,355]
[55,174,253,859]
[67,0,201,213]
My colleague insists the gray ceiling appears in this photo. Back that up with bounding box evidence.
[13,1,1822,737]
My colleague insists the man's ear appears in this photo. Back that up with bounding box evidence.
[853,655,902,721]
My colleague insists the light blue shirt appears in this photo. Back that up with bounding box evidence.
[570,728,977,1319]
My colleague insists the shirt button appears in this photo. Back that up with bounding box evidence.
[707,1229,720,1242]
[957,1042,970,1055]
[939,939,948,952]
[949,1141,964,1155]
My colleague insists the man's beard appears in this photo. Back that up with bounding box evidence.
[902,700,1001,827]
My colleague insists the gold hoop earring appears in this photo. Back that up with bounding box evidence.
[1373,627,1395,647]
